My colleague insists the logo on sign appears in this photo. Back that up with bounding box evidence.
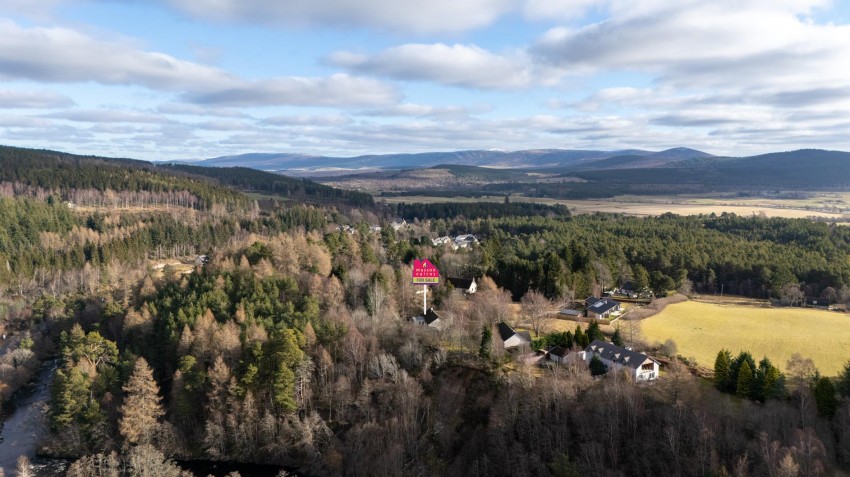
[412,259,440,285]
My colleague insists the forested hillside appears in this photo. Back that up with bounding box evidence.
[0,151,849,476]
[163,163,375,207]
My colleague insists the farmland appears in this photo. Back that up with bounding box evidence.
[379,193,850,220]
[640,300,850,375]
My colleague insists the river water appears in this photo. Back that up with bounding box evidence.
[1,360,289,476]
[0,360,67,476]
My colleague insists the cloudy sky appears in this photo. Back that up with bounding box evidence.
[1,0,849,160]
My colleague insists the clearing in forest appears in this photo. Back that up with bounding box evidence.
[640,300,850,376]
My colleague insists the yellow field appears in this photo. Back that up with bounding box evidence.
[379,193,850,221]
[640,301,850,375]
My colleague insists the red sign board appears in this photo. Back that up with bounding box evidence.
[412,259,440,285]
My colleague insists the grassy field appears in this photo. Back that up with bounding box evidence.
[379,193,850,220]
[640,300,850,375]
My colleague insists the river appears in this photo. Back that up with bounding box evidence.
[0,359,67,476]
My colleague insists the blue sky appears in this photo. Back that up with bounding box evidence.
[1,0,850,160]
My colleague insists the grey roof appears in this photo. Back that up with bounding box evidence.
[584,340,655,370]
[586,298,620,315]
[585,296,603,306]
[423,308,441,325]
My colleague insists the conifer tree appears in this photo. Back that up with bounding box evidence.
[611,327,623,347]
[586,320,604,342]
[119,357,164,445]
[814,376,838,418]
[479,326,492,360]
[589,355,607,376]
[736,360,753,398]
[837,359,850,398]
[714,349,732,392]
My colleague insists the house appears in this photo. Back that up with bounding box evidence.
[584,340,659,381]
[546,346,571,364]
[447,277,478,294]
[585,297,621,319]
[194,255,210,266]
[390,219,408,231]
[431,236,453,246]
[805,297,832,310]
[497,322,531,349]
[369,225,382,233]
[412,308,443,329]
[453,234,479,249]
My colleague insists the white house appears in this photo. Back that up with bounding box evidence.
[431,236,453,246]
[584,340,659,381]
[585,297,622,320]
[391,219,408,231]
[447,277,478,295]
[497,322,531,349]
[454,234,479,249]
[412,308,443,330]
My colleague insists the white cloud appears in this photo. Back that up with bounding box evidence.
[182,74,399,107]
[163,0,516,34]
[48,109,170,123]
[0,89,74,108]
[0,20,398,108]
[330,43,557,89]
[263,114,352,127]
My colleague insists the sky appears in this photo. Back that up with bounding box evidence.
[1,0,850,161]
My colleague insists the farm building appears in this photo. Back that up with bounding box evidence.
[804,297,832,310]
[585,340,659,381]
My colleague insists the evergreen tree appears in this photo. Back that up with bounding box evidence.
[589,355,607,376]
[574,325,589,348]
[119,358,164,445]
[611,327,623,347]
[714,349,732,392]
[736,360,753,398]
[837,359,850,398]
[586,320,604,342]
[479,326,492,360]
[814,376,838,418]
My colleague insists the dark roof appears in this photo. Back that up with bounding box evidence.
[447,277,475,290]
[497,322,517,341]
[805,297,830,307]
[584,340,655,370]
[585,296,603,306]
[587,298,620,315]
[547,345,569,358]
[424,308,441,325]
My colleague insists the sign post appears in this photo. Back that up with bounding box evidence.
[412,259,440,315]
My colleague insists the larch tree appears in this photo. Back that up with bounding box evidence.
[119,357,164,445]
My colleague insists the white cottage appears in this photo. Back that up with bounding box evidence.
[584,340,659,381]
[497,322,531,349]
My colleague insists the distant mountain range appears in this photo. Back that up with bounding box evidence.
[185,147,715,174]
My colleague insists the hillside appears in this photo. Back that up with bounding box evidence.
[0,145,373,208]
